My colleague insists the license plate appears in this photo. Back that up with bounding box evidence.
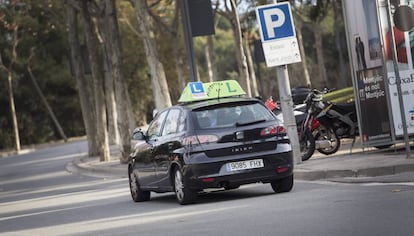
[226,159,264,171]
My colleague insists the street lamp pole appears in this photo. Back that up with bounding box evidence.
[181,0,199,82]
[385,0,411,158]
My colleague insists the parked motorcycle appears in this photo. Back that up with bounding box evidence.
[266,97,328,161]
[291,103,318,161]
[302,89,360,153]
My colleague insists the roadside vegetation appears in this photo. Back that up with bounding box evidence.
[0,0,351,161]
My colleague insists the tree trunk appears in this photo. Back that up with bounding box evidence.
[205,35,217,82]
[81,0,110,162]
[173,1,185,90]
[102,47,119,145]
[174,37,186,88]
[314,23,328,88]
[243,33,258,97]
[7,71,20,152]
[27,63,68,142]
[134,0,172,110]
[0,23,21,152]
[229,0,251,96]
[101,0,134,163]
[333,0,348,87]
[65,3,98,157]
[295,22,311,87]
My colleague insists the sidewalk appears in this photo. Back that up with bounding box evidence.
[66,144,129,179]
[295,147,414,181]
[68,138,414,182]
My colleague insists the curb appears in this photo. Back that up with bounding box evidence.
[68,155,128,179]
[294,163,414,181]
[1,137,87,158]
[70,155,414,182]
[0,149,36,158]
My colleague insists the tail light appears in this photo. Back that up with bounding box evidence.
[260,125,287,137]
[183,135,218,146]
[276,166,289,173]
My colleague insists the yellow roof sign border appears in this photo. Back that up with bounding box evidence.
[178,80,246,103]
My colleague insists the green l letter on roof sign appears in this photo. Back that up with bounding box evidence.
[178,80,246,103]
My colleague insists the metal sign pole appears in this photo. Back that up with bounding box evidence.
[181,0,199,82]
[277,65,302,164]
[272,0,301,164]
[385,0,411,158]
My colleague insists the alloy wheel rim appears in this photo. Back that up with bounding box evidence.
[130,172,138,197]
[174,170,184,200]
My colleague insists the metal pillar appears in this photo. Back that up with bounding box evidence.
[181,0,199,82]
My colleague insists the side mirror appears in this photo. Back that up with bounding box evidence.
[132,128,146,141]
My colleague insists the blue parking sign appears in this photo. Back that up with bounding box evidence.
[256,2,295,42]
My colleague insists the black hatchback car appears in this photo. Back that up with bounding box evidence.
[128,81,293,204]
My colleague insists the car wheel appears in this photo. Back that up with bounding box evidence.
[129,168,150,202]
[374,144,392,149]
[270,175,294,193]
[224,184,240,190]
[173,167,197,205]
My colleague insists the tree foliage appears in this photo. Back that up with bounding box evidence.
[0,0,82,150]
[0,0,350,151]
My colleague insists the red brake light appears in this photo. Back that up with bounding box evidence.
[260,125,286,136]
[261,126,277,136]
[198,135,218,143]
[277,125,287,134]
[183,135,218,145]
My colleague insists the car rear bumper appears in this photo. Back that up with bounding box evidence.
[183,150,293,190]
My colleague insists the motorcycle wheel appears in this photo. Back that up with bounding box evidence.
[300,129,315,161]
[315,126,341,155]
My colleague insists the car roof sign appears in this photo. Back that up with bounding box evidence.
[178,80,246,103]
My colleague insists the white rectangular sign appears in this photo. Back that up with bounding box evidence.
[262,38,301,67]
[387,71,414,136]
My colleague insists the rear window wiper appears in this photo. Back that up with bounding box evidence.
[236,119,266,127]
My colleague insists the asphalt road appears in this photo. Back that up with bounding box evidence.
[1,141,414,236]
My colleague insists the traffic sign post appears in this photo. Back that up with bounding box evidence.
[256,2,302,67]
[256,3,295,41]
[256,2,301,165]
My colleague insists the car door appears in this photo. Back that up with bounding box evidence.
[135,109,168,188]
[154,108,186,188]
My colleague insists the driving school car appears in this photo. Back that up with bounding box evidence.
[128,80,294,205]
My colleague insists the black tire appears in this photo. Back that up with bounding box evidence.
[173,167,197,205]
[374,144,392,149]
[315,126,341,155]
[224,184,240,190]
[129,168,150,202]
[270,175,294,193]
[300,129,315,161]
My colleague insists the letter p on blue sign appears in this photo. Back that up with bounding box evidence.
[256,2,295,42]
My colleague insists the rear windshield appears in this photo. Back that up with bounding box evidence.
[193,102,276,129]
